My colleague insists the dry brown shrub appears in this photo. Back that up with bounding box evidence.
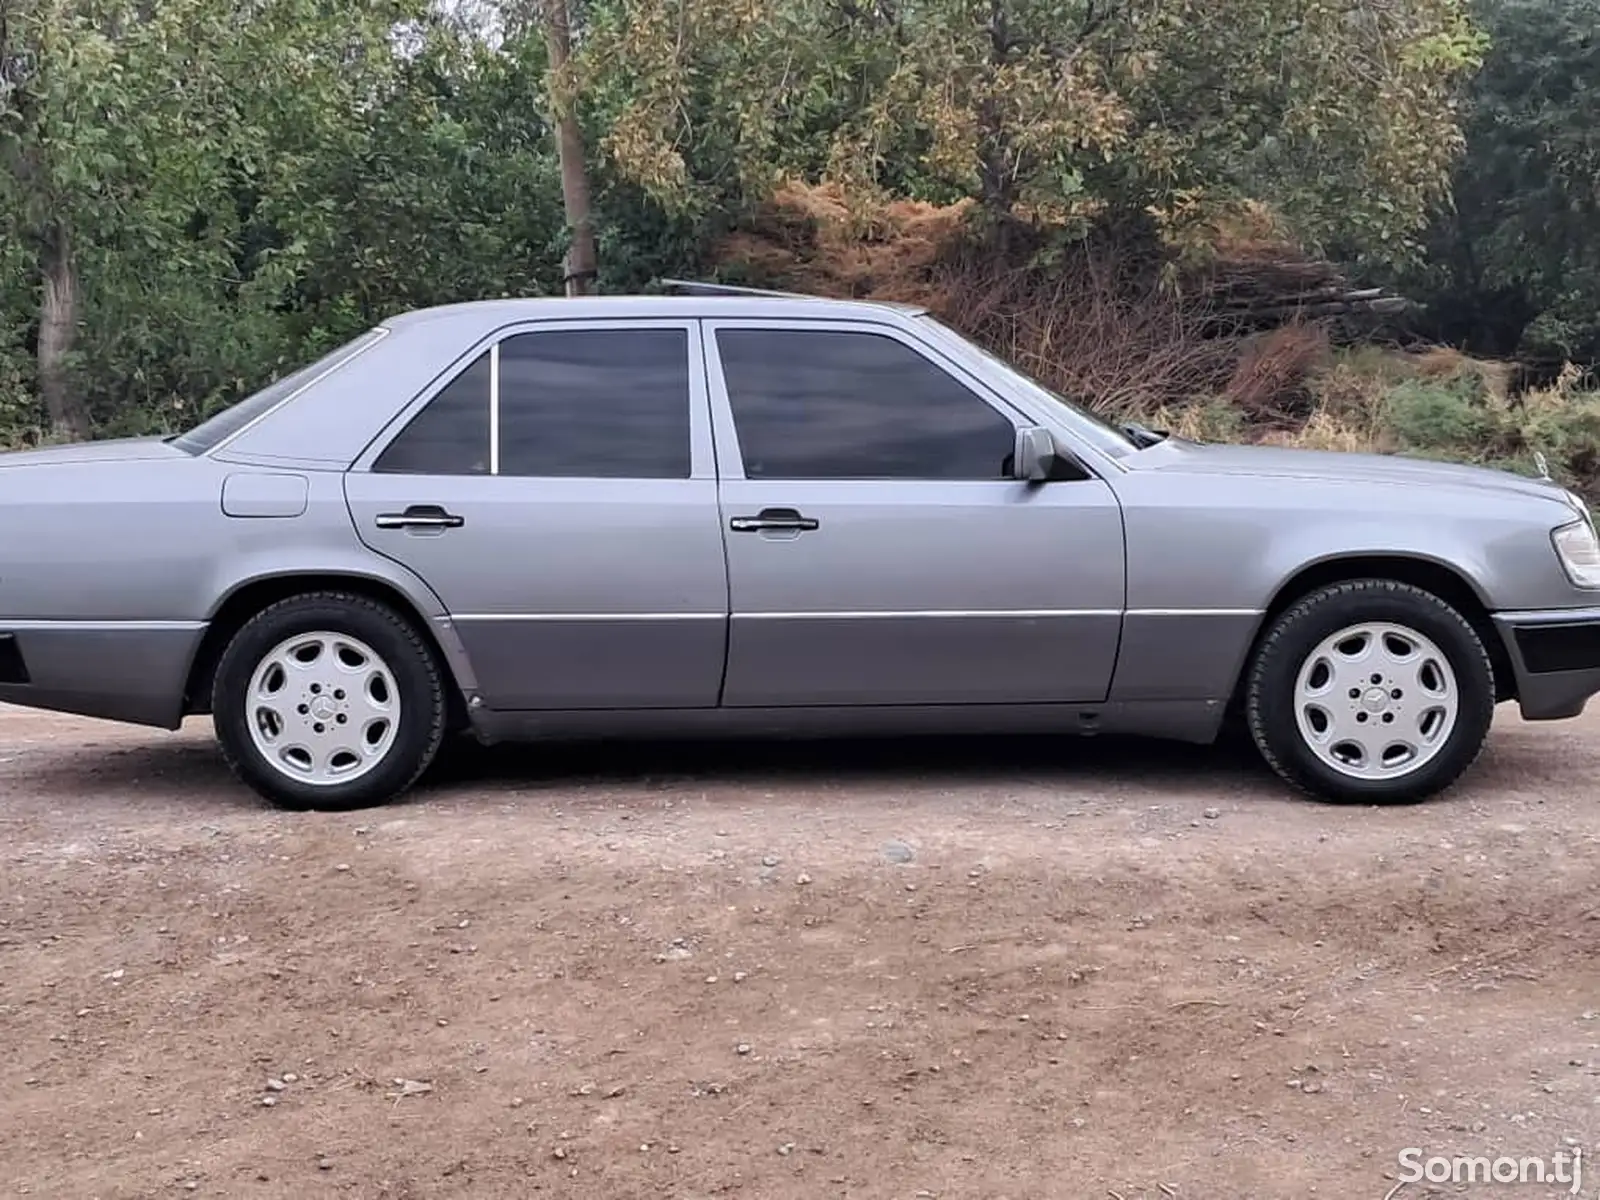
[1222,322,1332,426]
[926,246,1239,416]
[711,181,1455,433]
[739,171,1549,462]
[722,179,975,302]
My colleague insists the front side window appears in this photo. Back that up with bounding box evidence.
[715,328,1017,480]
[372,326,692,478]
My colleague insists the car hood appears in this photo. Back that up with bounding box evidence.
[1138,439,1575,506]
[0,435,189,467]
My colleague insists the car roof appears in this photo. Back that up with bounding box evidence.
[377,292,928,330]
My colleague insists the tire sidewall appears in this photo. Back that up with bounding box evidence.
[212,596,444,811]
[1248,583,1496,803]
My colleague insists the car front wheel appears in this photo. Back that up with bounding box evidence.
[1245,579,1496,803]
[211,591,448,810]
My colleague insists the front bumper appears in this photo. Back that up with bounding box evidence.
[1492,606,1600,720]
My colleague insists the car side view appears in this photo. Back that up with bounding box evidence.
[1,280,1598,810]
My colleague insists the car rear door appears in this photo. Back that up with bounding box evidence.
[343,318,728,711]
[705,318,1126,708]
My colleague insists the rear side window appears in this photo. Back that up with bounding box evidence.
[498,328,691,478]
[715,328,1016,480]
[371,326,692,478]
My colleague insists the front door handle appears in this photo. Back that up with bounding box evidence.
[375,504,465,531]
[729,507,819,533]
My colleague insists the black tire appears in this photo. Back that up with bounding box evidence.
[211,591,448,811]
[1244,579,1496,804]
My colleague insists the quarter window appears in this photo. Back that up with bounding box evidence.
[373,351,491,475]
[715,328,1016,480]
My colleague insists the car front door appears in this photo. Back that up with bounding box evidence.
[705,319,1126,708]
[343,319,727,710]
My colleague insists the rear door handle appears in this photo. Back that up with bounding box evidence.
[375,504,465,531]
[729,507,819,533]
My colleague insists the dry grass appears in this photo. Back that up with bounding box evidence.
[1192,198,1304,265]
[1263,406,1394,454]
[712,178,977,303]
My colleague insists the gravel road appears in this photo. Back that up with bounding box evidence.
[2,705,1597,1199]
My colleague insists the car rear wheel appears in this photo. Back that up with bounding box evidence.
[1244,579,1496,803]
[211,592,447,811]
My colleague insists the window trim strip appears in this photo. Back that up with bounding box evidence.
[488,341,501,476]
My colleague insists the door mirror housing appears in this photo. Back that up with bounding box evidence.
[1013,425,1062,482]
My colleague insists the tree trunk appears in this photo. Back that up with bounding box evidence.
[37,221,91,441]
[539,0,598,297]
[976,0,1017,227]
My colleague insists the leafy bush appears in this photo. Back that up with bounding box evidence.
[1382,371,1497,452]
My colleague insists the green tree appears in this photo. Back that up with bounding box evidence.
[582,0,1486,263]
[227,5,565,342]
[0,0,463,438]
[1405,0,1600,365]
[0,0,229,438]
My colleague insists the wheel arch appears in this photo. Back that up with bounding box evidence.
[182,571,473,731]
[1228,553,1515,715]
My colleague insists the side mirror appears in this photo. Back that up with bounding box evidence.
[1013,425,1060,482]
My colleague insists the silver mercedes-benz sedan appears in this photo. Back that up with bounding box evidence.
[1,282,1596,810]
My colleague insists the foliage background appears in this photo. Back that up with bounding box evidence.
[0,0,1595,490]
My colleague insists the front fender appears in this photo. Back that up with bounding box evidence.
[1109,476,1575,706]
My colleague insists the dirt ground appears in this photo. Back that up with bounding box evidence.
[2,704,1598,1200]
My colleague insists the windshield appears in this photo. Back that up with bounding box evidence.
[914,314,1140,459]
[169,328,386,456]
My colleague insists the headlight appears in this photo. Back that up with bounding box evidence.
[1552,518,1600,588]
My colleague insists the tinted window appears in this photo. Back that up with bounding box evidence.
[373,351,491,475]
[498,328,691,478]
[716,329,1016,480]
